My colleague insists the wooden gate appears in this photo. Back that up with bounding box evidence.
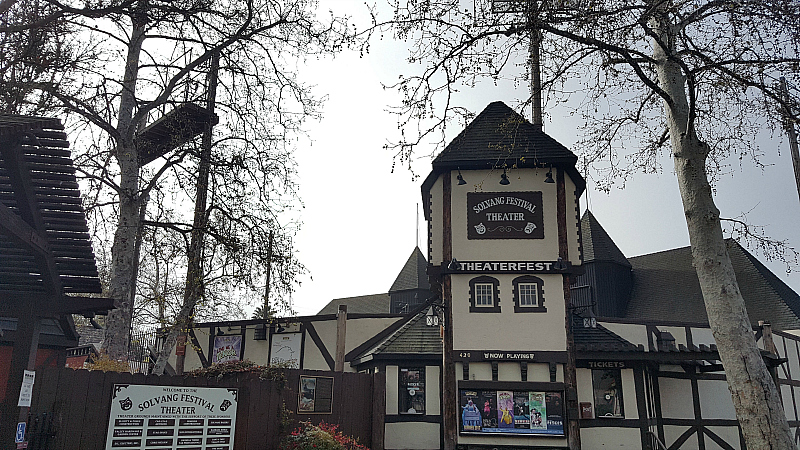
[25,367,384,450]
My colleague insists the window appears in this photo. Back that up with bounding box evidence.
[475,283,494,306]
[592,369,624,418]
[399,367,425,414]
[469,276,501,313]
[513,276,546,312]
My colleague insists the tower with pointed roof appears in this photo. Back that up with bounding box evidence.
[422,101,585,449]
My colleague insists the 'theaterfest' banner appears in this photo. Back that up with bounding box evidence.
[467,192,544,240]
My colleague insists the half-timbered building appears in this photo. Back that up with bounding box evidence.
[183,101,800,450]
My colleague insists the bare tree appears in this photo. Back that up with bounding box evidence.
[367,0,800,448]
[3,0,350,360]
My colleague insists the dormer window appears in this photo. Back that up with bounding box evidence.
[513,275,546,313]
[469,276,501,313]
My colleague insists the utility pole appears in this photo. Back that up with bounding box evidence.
[263,230,274,319]
[491,2,580,448]
[780,77,800,203]
[175,51,219,374]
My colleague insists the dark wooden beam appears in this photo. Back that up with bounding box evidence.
[0,136,63,296]
[0,201,49,256]
[134,103,219,166]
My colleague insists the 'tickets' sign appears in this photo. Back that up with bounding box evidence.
[467,192,544,240]
[105,384,237,450]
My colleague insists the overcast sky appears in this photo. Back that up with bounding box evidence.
[284,1,800,317]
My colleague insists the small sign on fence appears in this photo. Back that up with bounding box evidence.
[15,422,25,443]
[105,384,238,450]
[17,370,35,407]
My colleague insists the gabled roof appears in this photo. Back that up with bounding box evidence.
[580,211,630,267]
[389,247,430,293]
[317,293,391,315]
[625,240,800,330]
[350,306,442,364]
[426,101,585,195]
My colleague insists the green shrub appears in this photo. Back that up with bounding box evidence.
[279,421,369,450]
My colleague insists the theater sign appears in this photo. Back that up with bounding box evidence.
[467,192,544,240]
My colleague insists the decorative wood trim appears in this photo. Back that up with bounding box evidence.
[384,415,442,424]
[188,328,209,368]
[455,350,568,363]
[634,366,649,450]
[458,380,564,391]
[304,322,335,371]
[442,170,457,449]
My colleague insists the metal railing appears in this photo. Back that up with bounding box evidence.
[127,328,164,374]
[645,431,668,450]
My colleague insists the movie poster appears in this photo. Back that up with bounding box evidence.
[299,377,316,412]
[497,391,514,428]
[480,390,497,429]
[460,390,483,431]
[212,335,242,364]
[513,392,530,428]
[545,392,564,435]
[529,392,547,430]
[459,389,565,436]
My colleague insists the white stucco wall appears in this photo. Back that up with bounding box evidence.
[451,272,566,352]
[690,327,715,347]
[497,362,520,381]
[429,175,443,265]
[621,369,637,420]
[468,362,492,381]
[426,366,441,415]
[580,427,641,450]
[565,172,582,267]
[301,332,330,371]
[664,425,699,450]
[705,426,741,450]
[659,378,694,419]
[697,379,736,419]
[243,326,269,365]
[457,433,567,448]
[387,365,399,415]
[385,422,440,449]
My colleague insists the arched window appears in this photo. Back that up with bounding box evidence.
[469,276,501,313]
[512,275,546,313]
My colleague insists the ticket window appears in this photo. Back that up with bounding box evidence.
[592,369,624,418]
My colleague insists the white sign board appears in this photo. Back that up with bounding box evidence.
[17,370,35,407]
[270,332,301,368]
[105,384,237,450]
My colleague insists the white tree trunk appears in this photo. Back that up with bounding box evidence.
[652,14,794,449]
[102,19,147,361]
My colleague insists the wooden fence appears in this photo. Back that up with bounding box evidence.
[25,367,385,450]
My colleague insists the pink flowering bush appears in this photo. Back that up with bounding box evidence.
[279,421,369,450]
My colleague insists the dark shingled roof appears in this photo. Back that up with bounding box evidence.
[389,247,430,293]
[625,240,800,330]
[580,211,630,267]
[351,307,442,362]
[429,101,585,195]
[317,293,391,315]
[572,314,641,353]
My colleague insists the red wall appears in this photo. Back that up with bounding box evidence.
[0,345,60,403]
